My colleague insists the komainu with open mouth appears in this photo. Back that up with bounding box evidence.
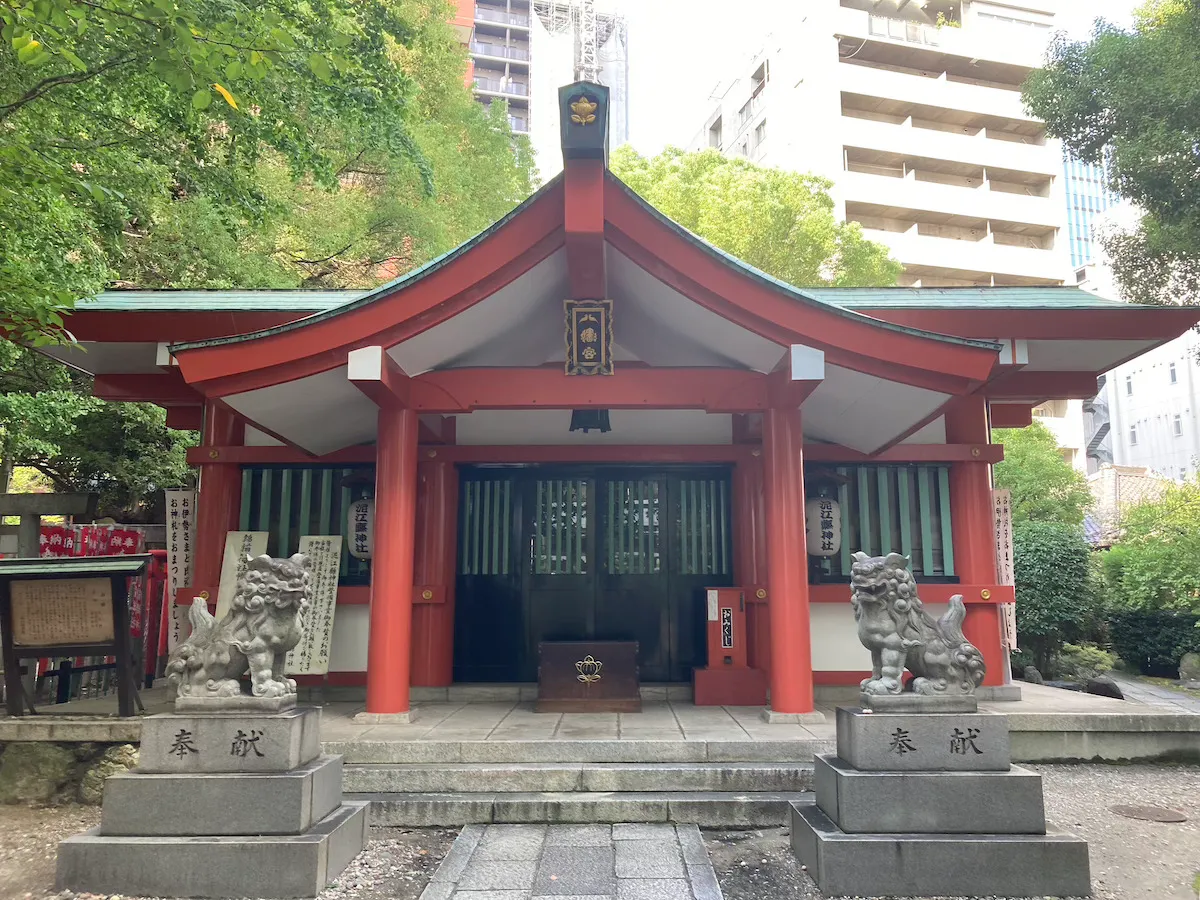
[849,551,985,696]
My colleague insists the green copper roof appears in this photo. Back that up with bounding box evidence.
[804,287,1127,309]
[82,285,1126,315]
[78,290,360,312]
[0,554,152,578]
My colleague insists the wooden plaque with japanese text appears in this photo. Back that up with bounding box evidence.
[9,577,114,646]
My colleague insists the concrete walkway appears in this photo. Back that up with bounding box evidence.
[420,823,722,900]
[1110,673,1200,714]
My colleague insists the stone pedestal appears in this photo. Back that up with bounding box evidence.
[791,707,1091,898]
[57,707,367,899]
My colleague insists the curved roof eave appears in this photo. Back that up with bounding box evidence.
[169,173,566,356]
[603,174,1001,356]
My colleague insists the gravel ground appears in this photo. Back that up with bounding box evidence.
[706,764,1200,900]
[0,806,455,900]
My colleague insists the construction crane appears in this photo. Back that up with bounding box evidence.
[533,0,614,83]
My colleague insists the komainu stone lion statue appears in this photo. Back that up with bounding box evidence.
[166,553,310,710]
[850,551,985,697]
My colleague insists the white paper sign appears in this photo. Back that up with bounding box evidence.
[347,498,373,560]
[992,489,1015,587]
[707,589,719,622]
[286,535,343,676]
[164,489,196,651]
[214,531,270,620]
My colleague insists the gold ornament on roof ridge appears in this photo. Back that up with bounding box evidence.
[570,95,597,125]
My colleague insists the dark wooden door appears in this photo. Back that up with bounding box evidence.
[453,466,733,683]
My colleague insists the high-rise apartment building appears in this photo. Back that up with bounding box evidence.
[689,0,1072,287]
[1062,155,1121,267]
[461,0,629,179]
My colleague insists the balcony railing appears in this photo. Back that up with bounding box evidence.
[470,41,530,61]
[867,14,942,47]
[509,116,529,133]
[476,6,530,27]
[474,78,529,96]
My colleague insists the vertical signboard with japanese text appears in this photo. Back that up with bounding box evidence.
[992,489,1018,652]
[285,535,342,676]
[164,489,196,651]
[214,531,270,620]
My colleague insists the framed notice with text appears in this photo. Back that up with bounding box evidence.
[0,555,150,717]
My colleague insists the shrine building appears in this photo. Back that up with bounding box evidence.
[41,83,1200,718]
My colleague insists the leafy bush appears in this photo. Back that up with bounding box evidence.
[1103,480,1200,612]
[1013,521,1097,672]
[1108,610,1200,676]
[1053,642,1115,681]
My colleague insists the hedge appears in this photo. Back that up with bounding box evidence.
[1107,610,1200,676]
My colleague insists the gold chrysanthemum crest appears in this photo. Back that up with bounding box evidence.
[570,95,597,125]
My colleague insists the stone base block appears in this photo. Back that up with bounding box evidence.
[57,801,368,899]
[175,693,296,713]
[759,708,827,724]
[352,710,414,724]
[861,692,978,713]
[139,706,321,774]
[790,801,1090,898]
[836,706,1010,771]
[813,755,1045,834]
[102,755,343,836]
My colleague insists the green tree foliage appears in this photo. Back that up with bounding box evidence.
[992,421,1092,525]
[1022,1,1200,305]
[1,0,535,519]
[1107,608,1200,675]
[0,342,193,521]
[1,0,535,334]
[1103,479,1200,612]
[609,147,903,287]
[1012,520,1097,672]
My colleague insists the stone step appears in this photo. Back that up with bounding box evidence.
[353,790,813,827]
[344,761,815,794]
[323,738,826,765]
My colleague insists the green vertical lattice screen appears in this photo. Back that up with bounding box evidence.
[812,464,955,579]
[606,479,662,575]
[679,478,731,577]
[460,479,513,576]
[532,479,588,575]
[238,465,374,584]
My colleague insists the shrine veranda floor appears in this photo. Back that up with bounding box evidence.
[4,682,1199,763]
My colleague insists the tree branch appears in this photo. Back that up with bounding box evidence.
[0,53,139,122]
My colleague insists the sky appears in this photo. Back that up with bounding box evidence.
[613,0,1141,156]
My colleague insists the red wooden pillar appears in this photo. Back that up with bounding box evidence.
[733,454,770,674]
[762,407,815,713]
[366,406,420,715]
[944,396,1005,686]
[411,457,459,687]
[192,401,243,597]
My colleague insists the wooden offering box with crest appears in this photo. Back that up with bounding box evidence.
[536,640,641,713]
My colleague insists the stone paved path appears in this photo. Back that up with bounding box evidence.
[419,823,723,900]
[1110,673,1200,714]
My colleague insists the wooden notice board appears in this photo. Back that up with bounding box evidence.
[0,555,150,717]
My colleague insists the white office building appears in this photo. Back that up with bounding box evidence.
[468,0,629,181]
[688,0,1072,287]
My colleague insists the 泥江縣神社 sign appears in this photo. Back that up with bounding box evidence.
[805,497,841,557]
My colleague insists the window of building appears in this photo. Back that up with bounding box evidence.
[753,119,767,151]
[750,61,769,97]
[708,116,722,149]
[1130,425,1138,445]
[1170,362,1178,384]
[1126,375,1133,395]
[1175,414,1184,436]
